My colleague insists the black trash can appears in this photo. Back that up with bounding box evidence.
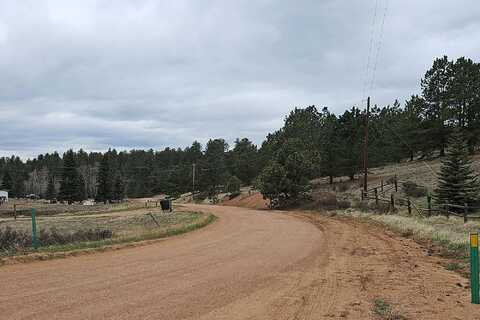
[160,199,171,211]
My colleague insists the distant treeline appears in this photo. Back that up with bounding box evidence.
[0,139,261,201]
[1,55,479,202]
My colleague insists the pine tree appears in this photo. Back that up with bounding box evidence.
[434,129,480,208]
[400,95,425,161]
[230,138,259,185]
[96,154,112,203]
[59,150,85,204]
[257,138,311,208]
[76,174,86,202]
[1,171,13,191]
[113,175,125,201]
[200,139,228,199]
[12,177,25,198]
[319,108,340,184]
[45,175,57,200]
[421,56,453,156]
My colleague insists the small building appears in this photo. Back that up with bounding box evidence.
[0,190,9,203]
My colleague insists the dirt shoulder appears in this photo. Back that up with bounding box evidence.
[293,212,477,319]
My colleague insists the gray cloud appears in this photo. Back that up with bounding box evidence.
[0,0,479,158]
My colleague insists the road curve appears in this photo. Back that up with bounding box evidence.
[0,205,324,320]
[0,205,476,319]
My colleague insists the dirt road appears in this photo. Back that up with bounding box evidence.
[0,205,478,319]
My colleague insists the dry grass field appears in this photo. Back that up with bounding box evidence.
[0,209,202,236]
[0,203,214,258]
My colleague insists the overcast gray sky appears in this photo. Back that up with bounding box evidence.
[0,1,479,158]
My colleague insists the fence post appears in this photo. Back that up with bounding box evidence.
[470,232,479,304]
[445,204,450,219]
[13,204,17,220]
[394,175,398,192]
[390,194,395,211]
[361,190,364,201]
[31,208,39,249]
[374,188,378,206]
[407,198,412,215]
[464,203,469,223]
[381,179,384,192]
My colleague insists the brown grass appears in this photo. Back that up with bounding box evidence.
[0,208,212,258]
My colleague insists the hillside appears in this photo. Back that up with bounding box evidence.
[307,152,480,212]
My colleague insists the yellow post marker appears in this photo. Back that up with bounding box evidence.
[471,233,479,304]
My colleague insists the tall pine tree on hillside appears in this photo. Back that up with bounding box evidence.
[337,107,363,180]
[401,95,425,160]
[96,154,112,203]
[434,129,480,208]
[59,150,86,204]
[421,56,453,156]
[449,57,480,152]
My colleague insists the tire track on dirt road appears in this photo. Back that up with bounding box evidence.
[0,205,478,319]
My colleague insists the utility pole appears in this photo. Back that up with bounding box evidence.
[192,163,196,201]
[363,96,370,194]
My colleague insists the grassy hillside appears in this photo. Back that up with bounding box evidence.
[309,153,480,211]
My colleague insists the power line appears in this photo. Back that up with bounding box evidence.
[369,0,389,94]
[362,0,379,103]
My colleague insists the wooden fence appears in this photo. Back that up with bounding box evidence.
[360,175,480,222]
